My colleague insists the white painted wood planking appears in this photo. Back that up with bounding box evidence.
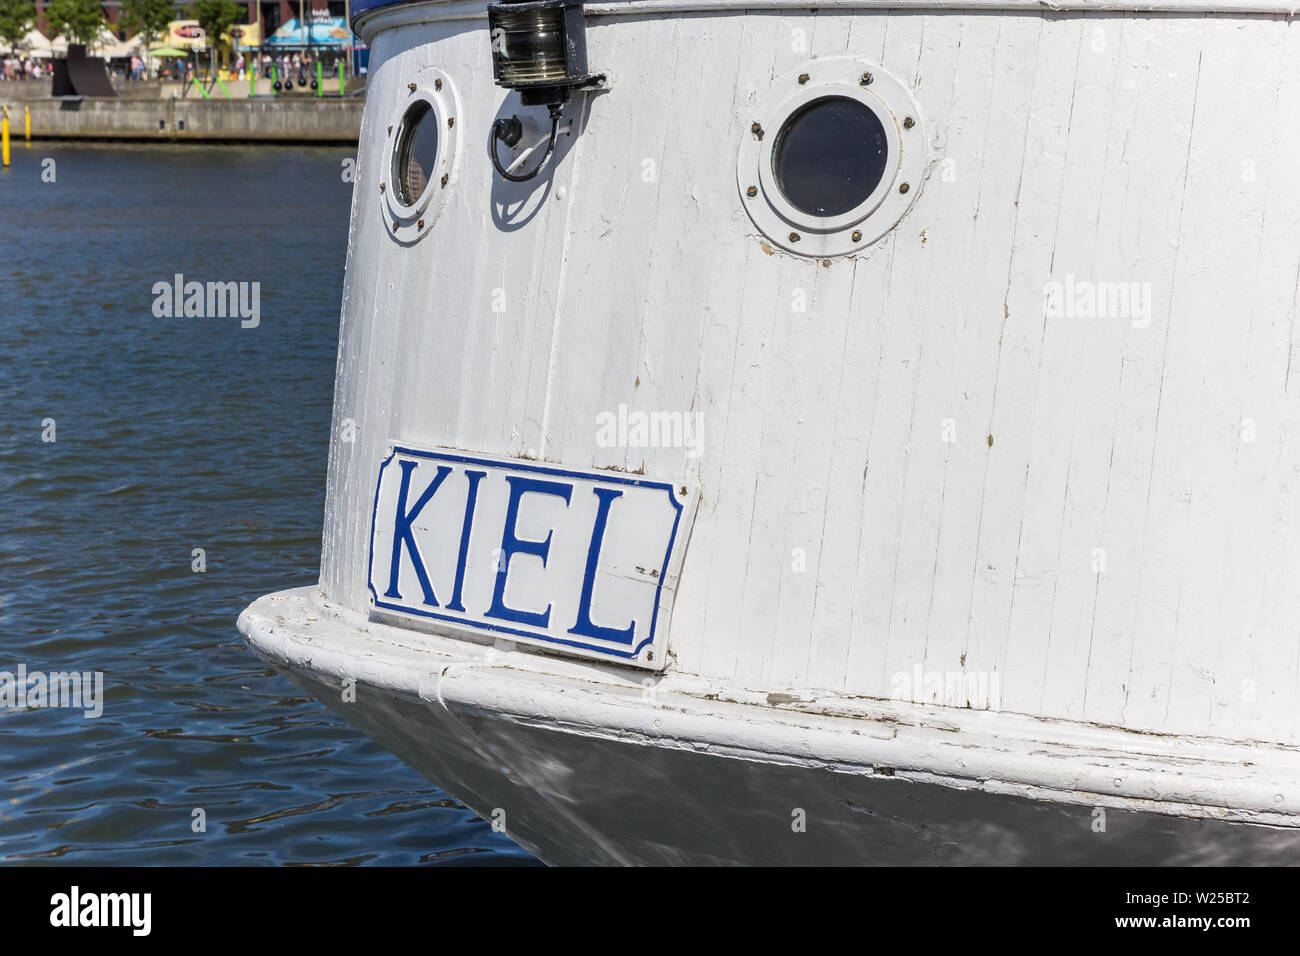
[1076,13,1194,727]
[325,5,1300,748]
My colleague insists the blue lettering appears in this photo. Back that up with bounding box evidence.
[446,470,487,613]
[568,487,636,644]
[384,460,452,605]
[486,476,573,628]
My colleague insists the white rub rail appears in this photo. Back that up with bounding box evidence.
[356,0,1300,41]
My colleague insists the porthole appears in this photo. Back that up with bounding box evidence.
[382,68,459,245]
[773,97,888,217]
[737,59,930,257]
[392,100,439,207]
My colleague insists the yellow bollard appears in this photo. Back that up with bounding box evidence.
[2,114,9,168]
[25,106,30,142]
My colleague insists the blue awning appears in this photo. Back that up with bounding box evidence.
[265,18,356,47]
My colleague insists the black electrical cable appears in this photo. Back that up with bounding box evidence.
[491,106,562,183]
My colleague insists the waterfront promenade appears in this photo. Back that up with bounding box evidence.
[0,76,363,143]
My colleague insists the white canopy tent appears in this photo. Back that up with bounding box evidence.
[92,30,146,59]
[2,29,145,60]
[0,29,53,58]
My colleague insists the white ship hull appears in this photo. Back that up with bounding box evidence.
[241,0,1300,863]
[243,588,1300,864]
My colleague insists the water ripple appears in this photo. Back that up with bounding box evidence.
[0,143,537,866]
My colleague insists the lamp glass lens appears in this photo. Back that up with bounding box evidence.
[492,8,568,84]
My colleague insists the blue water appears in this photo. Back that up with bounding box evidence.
[0,142,535,865]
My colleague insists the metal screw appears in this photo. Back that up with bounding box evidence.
[434,78,442,91]
[899,182,910,194]
[798,73,810,84]
[393,221,400,231]
[448,116,455,128]
[751,121,764,140]
[379,182,385,192]
[860,72,873,86]
[746,185,757,198]
[903,116,915,129]
[418,219,424,229]
[408,82,416,92]
[440,173,448,187]
[789,231,801,242]
[852,230,862,242]
[387,125,393,134]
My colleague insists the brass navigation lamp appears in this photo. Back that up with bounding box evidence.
[487,0,602,181]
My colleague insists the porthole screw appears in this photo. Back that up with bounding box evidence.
[852,231,862,242]
[418,219,425,229]
[751,121,764,140]
[903,116,915,129]
[448,116,455,128]
[379,182,385,192]
[441,173,449,187]
[408,82,416,92]
[899,182,911,194]
[434,78,442,91]
[860,72,873,86]
[746,185,757,198]
[798,73,810,84]
[789,231,801,242]
[393,221,400,232]
[387,125,393,134]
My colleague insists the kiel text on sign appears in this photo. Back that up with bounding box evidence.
[367,446,697,669]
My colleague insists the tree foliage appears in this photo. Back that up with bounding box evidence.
[0,0,36,53]
[44,0,105,45]
[121,0,176,47]
[187,0,244,46]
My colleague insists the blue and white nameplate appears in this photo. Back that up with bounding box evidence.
[367,444,698,670]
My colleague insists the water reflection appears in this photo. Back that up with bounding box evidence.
[0,143,537,866]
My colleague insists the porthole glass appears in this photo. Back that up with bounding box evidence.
[772,96,888,217]
[392,100,439,207]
